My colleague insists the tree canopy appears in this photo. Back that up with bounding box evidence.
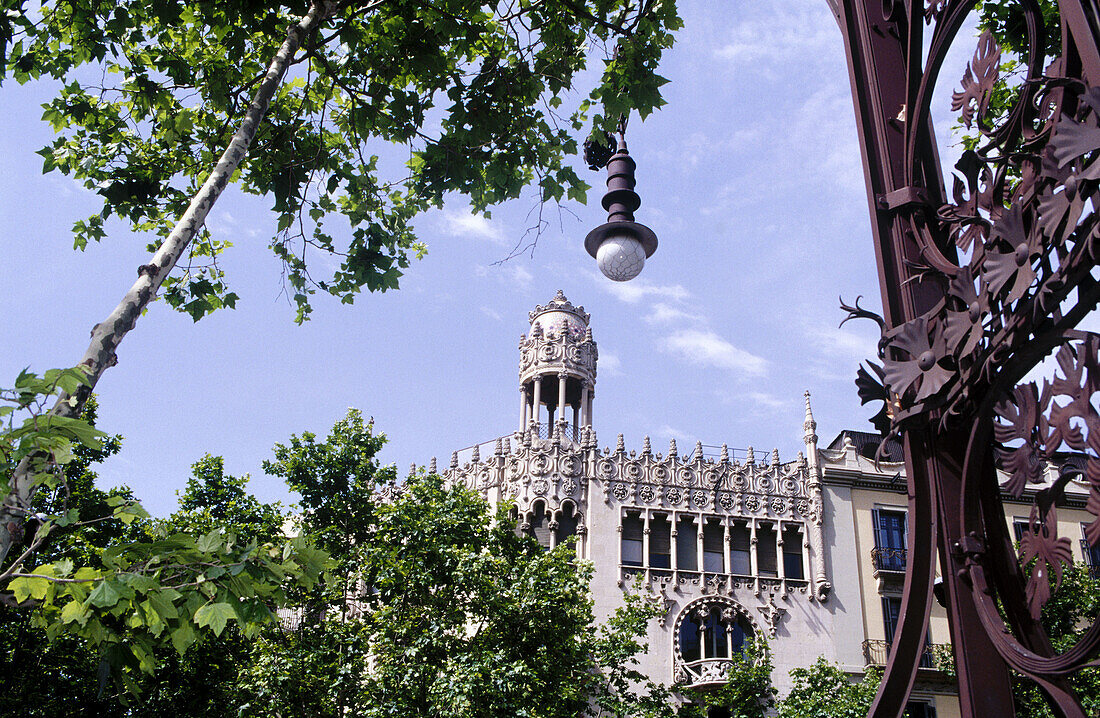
[2,0,681,321]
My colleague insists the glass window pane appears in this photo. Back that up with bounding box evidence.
[679,619,701,662]
[622,513,644,566]
[677,519,698,571]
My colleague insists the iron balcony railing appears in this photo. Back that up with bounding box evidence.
[862,639,947,670]
[870,546,907,572]
[1079,540,1100,579]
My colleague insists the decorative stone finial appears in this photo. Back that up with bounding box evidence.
[803,390,818,442]
[746,446,754,465]
[642,435,651,455]
[429,457,437,474]
[589,429,597,448]
[503,437,511,454]
[409,462,417,477]
[694,441,704,461]
[552,423,562,448]
[450,451,459,469]
[616,433,626,453]
[797,451,806,468]
[771,448,780,467]
[584,326,593,342]
[532,322,543,338]
[669,438,678,457]
[721,444,729,463]
[471,445,480,463]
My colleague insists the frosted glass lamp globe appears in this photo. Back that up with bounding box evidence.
[596,233,646,282]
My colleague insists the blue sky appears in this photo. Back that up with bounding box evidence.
[0,3,981,515]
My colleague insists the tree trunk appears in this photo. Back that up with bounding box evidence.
[0,0,335,570]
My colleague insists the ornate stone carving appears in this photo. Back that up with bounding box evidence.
[757,594,787,639]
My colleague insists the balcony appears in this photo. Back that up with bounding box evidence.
[862,639,950,671]
[870,547,907,572]
[1078,540,1100,579]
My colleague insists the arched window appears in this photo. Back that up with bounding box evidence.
[525,500,551,549]
[555,502,580,549]
[678,601,753,665]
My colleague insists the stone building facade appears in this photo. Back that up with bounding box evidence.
[429,292,1100,716]
[434,292,841,697]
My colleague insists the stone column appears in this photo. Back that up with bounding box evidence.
[519,386,528,430]
[580,383,589,426]
[557,373,567,428]
[586,388,594,428]
[532,377,542,429]
[696,517,705,573]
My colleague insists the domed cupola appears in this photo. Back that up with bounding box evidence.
[518,290,597,440]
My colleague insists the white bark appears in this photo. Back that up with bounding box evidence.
[0,1,335,569]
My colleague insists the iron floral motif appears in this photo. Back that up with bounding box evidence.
[841,4,1100,708]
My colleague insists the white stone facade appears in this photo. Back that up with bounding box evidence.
[433,291,848,697]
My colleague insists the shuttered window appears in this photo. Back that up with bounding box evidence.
[649,514,671,569]
[528,506,551,550]
[622,513,643,566]
[757,524,777,577]
[703,520,724,573]
[677,518,698,571]
[730,523,751,575]
[782,525,804,580]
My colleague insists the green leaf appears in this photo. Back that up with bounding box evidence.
[87,578,123,608]
[60,599,90,626]
[196,528,223,554]
[170,622,196,654]
[10,575,50,603]
[194,601,236,636]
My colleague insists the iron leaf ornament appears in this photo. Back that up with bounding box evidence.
[838,1,1100,713]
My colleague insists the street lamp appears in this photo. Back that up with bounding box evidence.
[584,134,657,282]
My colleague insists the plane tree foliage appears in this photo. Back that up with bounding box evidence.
[0,374,329,697]
[2,0,680,323]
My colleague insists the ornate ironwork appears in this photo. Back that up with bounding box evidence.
[833,1,1100,715]
[871,547,908,572]
[862,639,945,670]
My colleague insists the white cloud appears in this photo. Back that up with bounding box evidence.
[474,261,533,291]
[444,207,505,244]
[746,392,789,410]
[662,329,767,376]
[508,264,533,291]
[804,322,878,363]
[480,306,502,322]
[599,350,622,377]
[646,302,701,325]
[594,273,691,304]
[657,424,697,445]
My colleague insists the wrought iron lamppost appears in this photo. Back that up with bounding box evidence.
[583,127,658,282]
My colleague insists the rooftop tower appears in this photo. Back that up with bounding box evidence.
[518,290,597,441]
